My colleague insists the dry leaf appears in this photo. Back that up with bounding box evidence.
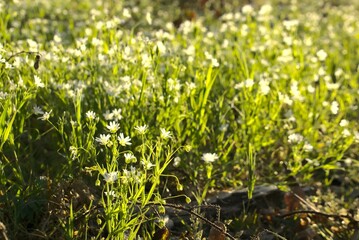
[208,221,226,240]
[152,227,170,240]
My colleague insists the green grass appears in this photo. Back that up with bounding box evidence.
[1,0,359,239]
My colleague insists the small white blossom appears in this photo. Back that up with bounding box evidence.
[173,157,181,167]
[201,153,219,163]
[103,110,114,120]
[160,128,172,139]
[112,108,123,121]
[34,75,44,88]
[259,79,270,95]
[38,110,52,121]
[118,133,132,146]
[103,171,118,183]
[242,5,254,15]
[134,124,148,135]
[259,4,273,16]
[278,92,293,105]
[124,153,136,163]
[33,105,44,115]
[154,41,166,54]
[339,119,349,127]
[283,19,299,31]
[86,110,96,120]
[288,133,304,144]
[307,85,315,93]
[141,158,155,170]
[303,142,314,152]
[244,78,254,88]
[106,121,120,133]
[211,58,219,67]
[69,146,78,159]
[354,131,359,143]
[0,91,8,100]
[122,8,131,19]
[316,49,328,61]
[342,129,351,137]
[334,68,344,78]
[330,101,339,115]
[104,190,116,197]
[95,134,112,146]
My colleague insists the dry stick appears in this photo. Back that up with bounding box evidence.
[5,51,39,62]
[279,210,359,226]
[189,204,221,222]
[284,192,358,226]
[153,203,236,240]
[263,229,287,240]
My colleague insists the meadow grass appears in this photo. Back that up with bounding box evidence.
[0,0,359,239]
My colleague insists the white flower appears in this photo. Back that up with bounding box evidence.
[160,128,172,139]
[303,142,314,152]
[86,110,96,120]
[278,92,293,105]
[211,58,219,67]
[0,91,8,100]
[259,79,270,95]
[330,101,339,115]
[307,85,315,93]
[283,20,299,31]
[103,110,114,120]
[69,146,78,159]
[27,39,38,52]
[104,190,116,197]
[290,81,303,101]
[134,124,148,135]
[112,108,123,121]
[103,171,118,183]
[259,4,272,16]
[244,78,254,88]
[154,41,166,54]
[342,129,351,137]
[277,48,293,63]
[184,45,195,56]
[118,133,132,146]
[38,110,52,121]
[316,49,328,61]
[339,119,349,127]
[34,75,44,88]
[106,121,120,133]
[288,133,304,144]
[33,105,44,115]
[201,153,219,163]
[141,158,155,170]
[173,157,181,167]
[95,134,112,146]
[122,8,131,19]
[124,153,136,163]
[242,5,254,14]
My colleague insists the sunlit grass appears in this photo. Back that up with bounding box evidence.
[1,0,358,239]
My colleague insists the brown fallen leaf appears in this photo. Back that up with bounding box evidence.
[152,227,170,240]
[208,221,226,240]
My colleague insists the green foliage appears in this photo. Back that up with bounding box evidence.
[0,0,358,239]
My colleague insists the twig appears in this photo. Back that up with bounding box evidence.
[263,229,287,240]
[279,210,359,226]
[5,51,39,62]
[151,202,237,240]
